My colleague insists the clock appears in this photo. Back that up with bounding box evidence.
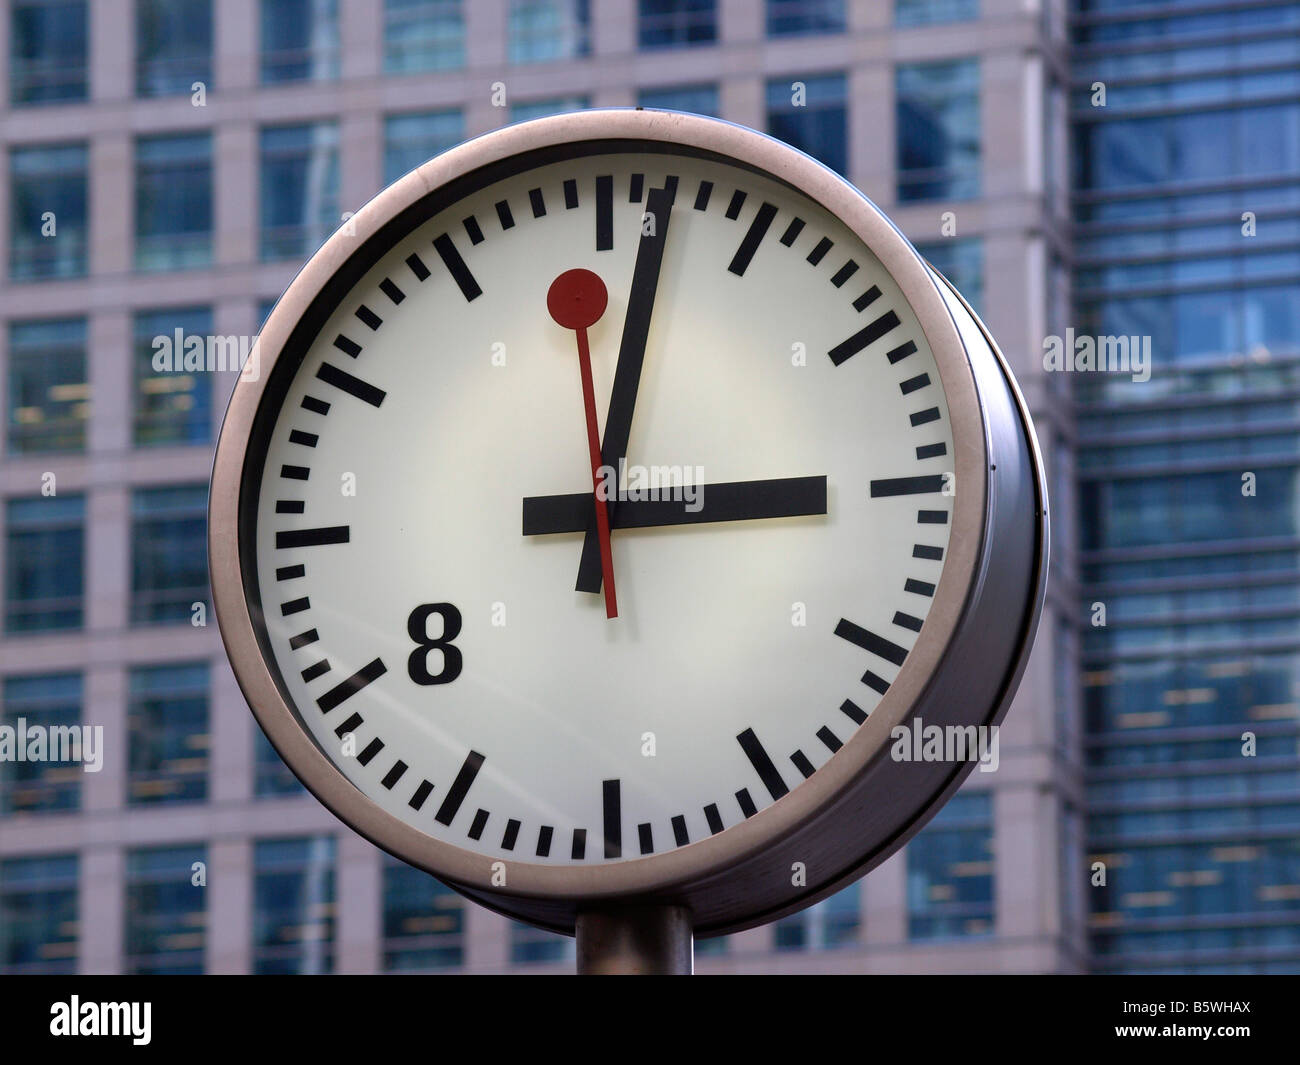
[209,109,1048,939]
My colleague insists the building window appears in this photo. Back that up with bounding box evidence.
[133,307,214,446]
[135,133,213,271]
[638,0,716,50]
[0,854,78,973]
[774,884,861,950]
[914,236,984,315]
[638,83,718,117]
[896,0,979,27]
[5,494,83,633]
[0,673,82,815]
[510,920,574,964]
[896,57,981,202]
[382,856,465,970]
[127,662,209,805]
[136,0,213,97]
[253,836,336,974]
[383,110,464,185]
[130,484,210,625]
[125,844,207,974]
[7,318,88,455]
[766,74,848,176]
[260,123,340,262]
[10,0,88,104]
[508,1,590,63]
[906,790,995,940]
[767,0,845,37]
[509,96,590,123]
[254,726,307,797]
[262,0,340,83]
[383,0,464,73]
[8,143,87,281]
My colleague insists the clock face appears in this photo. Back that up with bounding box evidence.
[243,139,958,868]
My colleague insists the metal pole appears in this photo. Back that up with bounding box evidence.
[575,905,694,974]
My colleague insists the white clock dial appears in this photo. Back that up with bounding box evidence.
[246,144,956,866]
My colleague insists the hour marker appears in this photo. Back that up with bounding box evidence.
[502,819,521,851]
[571,828,586,860]
[704,803,724,835]
[288,628,319,650]
[381,761,407,789]
[917,442,947,459]
[629,173,644,202]
[379,278,405,304]
[276,526,349,549]
[900,373,931,395]
[914,544,944,561]
[358,738,383,766]
[289,429,318,447]
[333,334,361,358]
[463,215,485,244]
[870,475,945,497]
[779,217,804,245]
[596,175,613,250]
[806,237,832,265]
[843,694,872,720]
[275,500,304,514]
[817,726,842,753]
[831,260,859,287]
[603,779,621,859]
[281,597,310,616]
[334,712,363,739]
[638,822,654,855]
[736,789,757,818]
[893,611,924,633]
[300,395,330,415]
[316,362,386,407]
[409,780,433,811]
[536,826,553,857]
[672,815,689,846]
[563,178,579,209]
[887,339,918,364]
[835,618,908,667]
[435,750,485,826]
[910,406,941,427]
[853,285,882,311]
[494,200,514,230]
[918,509,948,523]
[727,201,778,277]
[405,252,430,280]
[433,233,482,300]
[828,310,901,365]
[316,657,387,713]
[300,659,330,682]
[693,180,713,211]
[791,751,816,778]
[724,189,746,219]
[528,187,546,217]
[280,464,309,480]
[737,728,789,800]
[468,809,489,840]
[905,578,936,597]
[276,564,305,581]
[355,305,382,331]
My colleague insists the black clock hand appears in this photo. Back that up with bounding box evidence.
[524,476,827,535]
[575,180,677,593]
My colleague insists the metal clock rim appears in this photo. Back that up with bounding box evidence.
[209,108,992,924]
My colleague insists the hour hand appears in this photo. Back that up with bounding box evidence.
[523,476,827,535]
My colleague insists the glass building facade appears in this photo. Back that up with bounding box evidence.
[1072,0,1300,973]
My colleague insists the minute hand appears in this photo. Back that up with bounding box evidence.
[575,181,677,593]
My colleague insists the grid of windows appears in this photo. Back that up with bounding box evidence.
[125,845,208,974]
[6,318,88,455]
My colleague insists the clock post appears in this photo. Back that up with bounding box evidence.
[575,906,694,975]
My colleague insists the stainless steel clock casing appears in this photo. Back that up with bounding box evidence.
[209,109,1049,936]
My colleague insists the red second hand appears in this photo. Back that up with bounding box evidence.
[547,268,618,619]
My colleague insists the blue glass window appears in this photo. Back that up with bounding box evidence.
[0,673,82,814]
[135,133,213,270]
[261,0,340,83]
[508,1,590,63]
[127,662,209,805]
[766,74,848,176]
[383,110,464,184]
[382,856,465,969]
[8,143,88,280]
[767,0,845,37]
[130,484,210,624]
[896,57,981,201]
[254,836,336,974]
[260,123,340,262]
[10,0,87,104]
[0,855,77,973]
[125,845,207,974]
[133,307,215,446]
[136,0,213,97]
[7,318,88,454]
[638,83,718,117]
[639,0,716,50]
[383,0,464,73]
[5,494,83,633]
[907,791,995,939]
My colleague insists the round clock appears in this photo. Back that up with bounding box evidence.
[209,109,1048,940]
